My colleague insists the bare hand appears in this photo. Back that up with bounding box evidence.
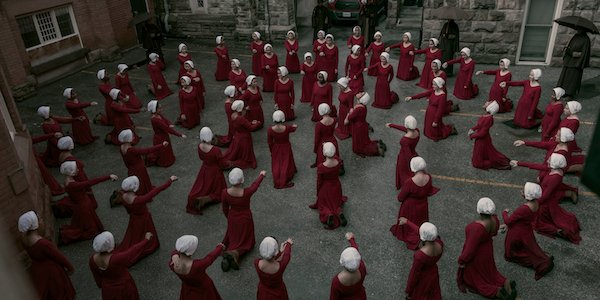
[319,52,325,57]
[504,208,510,213]
[157,85,162,90]
[385,47,390,52]
[404,96,412,102]
[385,123,391,128]
[499,82,507,88]
[181,134,187,138]
[162,141,169,146]
[259,170,267,176]
[476,71,483,75]
[509,160,518,167]
[78,116,86,121]
[251,120,258,125]
[265,65,270,69]
[252,49,257,54]
[145,232,153,240]
[442,62,448,69]
[109,174,118,181]
[345,232,354,240]
[286,238,293,245]
[170,175,179,182]
[218,242,226,249]
[513,140,525,147]
[499,224,508,234]
[362,68,368,72]
[432,122,438,128]
[180,114,187,120]
[54,132,64,138]
[91,101,98,106]
[398,217,408,225]
[409,51,414,55]
[300,71,305,75]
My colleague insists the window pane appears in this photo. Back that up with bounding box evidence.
[526,0,556,25]
[16,16,40,48]
[520,26,551,61]
[35,11,58,41]
[55,7,74,36]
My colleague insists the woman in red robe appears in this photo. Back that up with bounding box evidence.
[347,26,364,56]
[18,211,75,300]
[366,52,396,109]
[457,197,518,299]
[443,47,478,100]
[96,69,114,126]
[176,43,192,83]
[387,32,419,81]
[415,38,442,89]
[284,31,300,73]
[215,86,236,147]
[558,101,583,153]
[184,60,206,110]
[261,44,279,92]
[188,127,228,215]
[251,32,264,76]
[335,78,355,140]
[223,100,262,169]
[116,175,176,264]
[37,106,75,167]
[220,168,266,271]
[386,115,420,190]
[365,31,385,77]
[115,64,142,109]
[468,102,511,170]
[405,77,457,141]
[90,231,152,300]
[145,101,185,167]
[390,157,439,250]
[119,129,167,196]
[274,67,296,120]
[346,92,385,157]
[64,88,98,145]
[312,142,347,229]
[345,45,365,92]
[311,71,335,121]
[229,59,247,95]
[330,233,366,298]
[255,237,293,299]
[147,53,172,100]
[169,235,225,299]
[312,104,342,169]
[58,136,98,209]
[214,36,230,81]
[476,58,512,113]
[313,30,327,72]
[108,89,141,145]
[240,75,265,129]
[178,76,202,129]
[32,133,65,196]
[322,34,339,82]
[502,182,554,280]
[503,68,543,129]
[268,110,297,189]
[540,87,565,141]
[300,52,318,103]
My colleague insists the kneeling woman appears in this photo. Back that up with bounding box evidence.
[311,142,348,229]
[346,92,386,157]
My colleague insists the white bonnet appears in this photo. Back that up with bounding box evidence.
[199,126,214,143]
[380,52,390,62]
[318,103,331,116]
[57,136,74,151]
[93,231,115,253]
[433,77,445,88]
[97,69,106,80]
[231,100,245,112]
[322,141,336,158]
[419,222,438,242]
[18,211,39,233]
[460,47,471,57]
[531,68,542,80]
[339,247,361,272]
[224,85,236,97]
[403,32,412,41]
[147,100,158,113]
[259,236,278,260]
[337,77,349,88]
[117,64,128,73]
[287,30,296,37]
[216,35,224,45]
[304,52,313,60]
[63,88,73,98]
[410,156,426,172]
[253,31,261,39]
[318,71,328,81]
[317,30,326,38]
[37,106,50,119]
[60,161,77,176]
[486,101,499,115]
[477,197,496,215]
[353,25,361,33]
[121,176,140,192]
[499,58,510,69]
[149,53,159,62]
[566,101,582,114]
[523,182,542,201]
[184,60,194,69]
[278,66,289,77]
[178,43,187,52]
[231,58,241,68]
[559,127,575,143]
[180,76,192,86]
[273,110,285,123]
[246,75,257,86]
[176,235,199,256]
[430,38,439,46]
[109,88,121,100]
[358,92,371,105]
[118,129,134,143]
[431,59,442,69]
[351,45,361,54]
[549,153,567,169]
[325,34,334,41]
[263,43,273,52]
[228,168,244,185]
[404,115,418,130]
[374,31,382,38]
[553,87,565,100]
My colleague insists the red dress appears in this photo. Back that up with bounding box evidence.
[347,105,379,156]
[322,44,339,82]
[482,69,512,112]
[469,115,510,170]
[214,46,230,81]
[147,114,183,167]
[502,204,554,280]
[179,87,202,129]
[316,161,347,229]
[89,239,149,300]
[313,39,327,72]
[389,125,420,189]
[240,88,265,128]
[274,79,296,120]
[41,118,70,167]
[311,82,334,121]
[117,180,172,264]
[415,48,442,89]
[147,61,172,100]
[508,80,542,128]
[268,126,297,188]
[366,42,385,76]
[216,101,234,146]
[115,73,142,109]
[329,237,366,299]
[221,174,265,256]
[403,227,443,300]
[25,238,75,300]
[314,120,341,165]
[229,69,248,94]
[187,70,206,110]
[169,246,223,300]
[335,90,356,140]
[110,101,140,145]
[121,144,163,195]
[63,154,97,209]
[60,176,109,244]
[223,114,260,169]
[255,244,292,299]
[261,54,279,92]
[99,82,114,126]
[176,53,192,81]
[410,90,454,141]
[347,35,365,55]
[345,54,365,92]
[390,176,439,250]
[187,146,227,214]
[251,41,265,76]
[445,58,478,100]
[32,134,64,195]
[457,216,506,298]
[541,102,564,141]
[389,42,419,80]
[301,62,318,103]
[556,117,582,152]
[285,40,300,73]
[66,100,97,145]
[535,172,581,244]
[368,63,395,109]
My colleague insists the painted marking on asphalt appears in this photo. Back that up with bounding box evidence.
[420,109,595,125]
[136,126,152,131]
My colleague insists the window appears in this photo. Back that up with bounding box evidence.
[16,6,78,50]
[189,0,208,13]
[516,0,563,64]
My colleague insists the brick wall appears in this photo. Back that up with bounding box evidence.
[106,0,139,49]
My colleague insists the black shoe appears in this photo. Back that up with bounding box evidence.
[379,140,387,152]
[339,213,348,227]
[450,127,458,136]
[109,190,119,208]
[368,125,374,133]
[221,255,231,272]
[325,215,334,228]
[339,165,346,176]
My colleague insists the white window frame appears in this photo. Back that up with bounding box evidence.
[19,5,81,51]
[516,0,564,65]
[189,0,208,14]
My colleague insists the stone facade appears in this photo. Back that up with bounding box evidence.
[421,0,600,66]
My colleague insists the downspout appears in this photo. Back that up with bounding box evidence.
[265,0,271,42]
[163,0,170,32]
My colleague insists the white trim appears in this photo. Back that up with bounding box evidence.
[20,5,80,51]
[516,0,564,65]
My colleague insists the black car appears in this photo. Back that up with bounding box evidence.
[327,0,388,24]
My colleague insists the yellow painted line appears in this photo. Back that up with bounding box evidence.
[136,126,152,131]
[420,109,595,125]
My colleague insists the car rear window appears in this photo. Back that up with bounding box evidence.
[335,1,360,10]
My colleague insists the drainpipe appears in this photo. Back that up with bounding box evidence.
[163,0,170,32]
[265,0,272,42]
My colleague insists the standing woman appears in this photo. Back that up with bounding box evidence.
[64,88,98,145]
[313,104,341,169]
[178,76,201,129]
[311,71,335,122]
[214,36,230,81]
[18,211,75,300]
[300,52,318,103]
[366,52,396,109]
[345,45,366,92]
[240,75,265,129]
[387,32,419,81]
[468,102,511,170]
[176,43,192,82]
[313,142,348,229]
[443,47,478,100]
[229,59,248,95]
[558,101,583,153]
[274,66,296,120]
[365,31,385,77]
[115,64,142,109]
[251,32,264,76]
[347,26,364,56]
[322,34,339,81]
[330,232,366,298]
[169,235,225,299]
[220,168,267,271]
[385,115,420,190]
[255,237,293,299]
[540,87,565,141]
[184,60,206,110]
[215,86,236,147]
[415,38,442,90]
[502,68,543,129]
[502,182,554,280]
[146,100,186,167]
[476,58,512,113]
[108,89,141,145]
[224,100,262,169]
[346,92,386,157]
[89,231,153,300]
[284,31,300,73]
[188,127,228,215]
[268,110,297,189]
[313,30,327,72]
[119,129,167,196]
[96,69,114,126]
[335,77,355,140]
[147,53,172,100]
[37,106,75,167]
[261,44,279,92]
